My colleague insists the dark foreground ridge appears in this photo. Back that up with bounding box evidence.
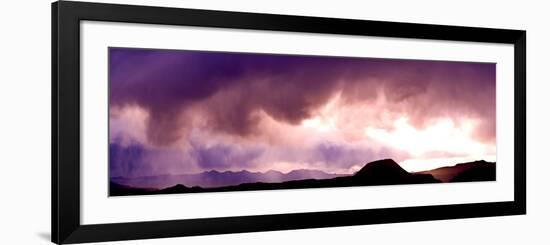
[417,160,496,182]
[110,159,496,196]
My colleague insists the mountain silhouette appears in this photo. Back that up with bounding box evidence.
[111,169,344,189]
[109,181,151,196]
[450,162,496,182]
[418,160,496,182]
[353,159,410,183]
[110,158,484,196]
[348,159,440,185]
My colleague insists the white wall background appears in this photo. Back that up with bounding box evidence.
[0,0,548,244]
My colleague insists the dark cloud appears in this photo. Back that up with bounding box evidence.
[110,48,495,146]
[110,48,360,144]
[109,47,496,176]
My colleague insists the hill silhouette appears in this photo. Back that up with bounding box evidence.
[109,181,151,196]
[418,160,496,182]
[111,169,344,189]
[450,162,496,182]
[110,158,484,196]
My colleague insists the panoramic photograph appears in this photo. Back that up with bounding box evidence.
[108,47,496,196]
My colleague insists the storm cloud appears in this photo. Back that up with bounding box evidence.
[109,47,496,176]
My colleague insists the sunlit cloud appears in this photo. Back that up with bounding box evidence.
[364,117,494,171]
[365,117,487,157]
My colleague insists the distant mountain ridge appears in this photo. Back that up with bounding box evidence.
[109,158,494,196]
[112,168,346,189]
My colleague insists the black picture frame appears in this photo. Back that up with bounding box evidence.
[52,1,526,244]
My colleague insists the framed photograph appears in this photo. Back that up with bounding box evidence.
[52,1,526,244]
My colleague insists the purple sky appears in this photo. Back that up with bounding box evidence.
[109,47,496,178]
